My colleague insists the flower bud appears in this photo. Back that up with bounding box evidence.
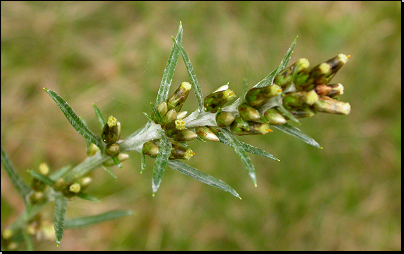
[173,129,198,142]
[160,109,177,126]
[142,141,159,157]
[176,111,188,120]
[283,90,319,109]
[315,83,344,97]
[30,191,45,204]
[105,143,120,157]
[38,162,50,176]
[87,143,100,156]
[232,122,272,135]
[195,126,219,142]
[53,178,66,192]
[245,84,282,107]
[290,108,316,118]
[169,140,195,160]
[230,116,250,134]
[323,54,350,84]
[263,108,287,125]
[204,84,237,112]
[68,183,81,194]
[238,103,262,122]
[312,96,351,115]
[78,177,92,191]
[156,101,168,117]
[102,116,121,144]
[274,58,310,88]
[167,81,192,111]
[216,111,235,127]
[103,153,130,167]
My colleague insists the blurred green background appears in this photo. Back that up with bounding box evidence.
[1,1,401,251]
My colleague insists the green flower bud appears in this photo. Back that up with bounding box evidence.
[173,129,198,142]
[230,116,250,134]
[245,84,282,107]
[295,63,330,90]
[312,96,351,115]
[176,111,188,120]
[161,109,177,126]
[78,177,92,191]
[323,54,350,84]
[156,101,168,117]
[238,103,262,122]
[102,116,121,144]
[87,143,100,156]
[274,58,310,88]
[167,81,192,111]
[53,178,66,192]
[103,153,130,167]
[142,141,159,157]
[283,90,319,109]
[195,126,219,142]
[2,229,13,240]
[169,140,195,160]
[204,84,237,112]
[290,108,316,118]
[38,162,49,176]
[216,111,235,127]
[69,183,81,194]
[263,108,287,125]
[232,122,272,136]
[105,143,120,157]
[30,191,45,204]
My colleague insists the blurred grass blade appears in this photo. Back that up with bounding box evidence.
[140,149,146,174]
[167,160,241,199]
[217,133,279,161]
[254,36,298,88]
[101,165,118,180]
[220,128,257,187]
[92,103,106,129]
[156,22,183,106]
[1,146,31,204]
[43,88,104,153]
[22,229,34,251]
[76,192,100,202]
[272,123,322,148]
[64,210,133,229]
[152,131,172,195]
[172,37,205,112]
[49,165,72,181]
[54,195,67,247]
[27,170,54,187]
[111,156,123,169]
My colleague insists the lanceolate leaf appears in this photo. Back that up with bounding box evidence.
[220,128,257,187]
[27,170,54,187]
[101,165,118,180]
[276,105,300,124]
[44,88,104,153]
[172,37,205,112]
[49,165,72,181]
[155,22,183,106]
[272,123,322,148]
[217,133,280,161]
[76,192,100,202]
[152,131,172,195]
[111,156,123,169]
[167,160,241,199]
[64,210,133,229]
[254,36,298,88]
[150,102,162,124]
[1,146,31,204]
[92,103,106,129]
[54,195,67,247]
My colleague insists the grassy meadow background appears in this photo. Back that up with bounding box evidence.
[1,1,401,251]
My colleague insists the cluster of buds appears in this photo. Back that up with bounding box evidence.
[29,162,50,204]
[212,53,351,136]
[102,116,121,157]
[53,176,92,199]
[143,54,351,162]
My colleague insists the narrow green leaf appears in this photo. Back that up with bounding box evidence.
[254,36,298,88]
[172,37,205,112]
[22,228,34,251]
[101,165,118,180]
[111,156,123,169]
[43,88,104,153]
[92,103,106,129]
[167,160,241,199]
[150,102,162,124]
[76,192,100,202]
[152,132,172,195]
[219,128,257,187]
[272,123,322,148]
[54,195,67,247]
[156,22,183,106]
[1,146,31,204]
[140,149,146,174]
[217,133,280,161]
[64,210,133,229]
[241,78,249,100]
[27,170,55,187]
[49,165,72,181]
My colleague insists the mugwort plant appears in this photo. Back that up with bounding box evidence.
[1,22,351,250]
